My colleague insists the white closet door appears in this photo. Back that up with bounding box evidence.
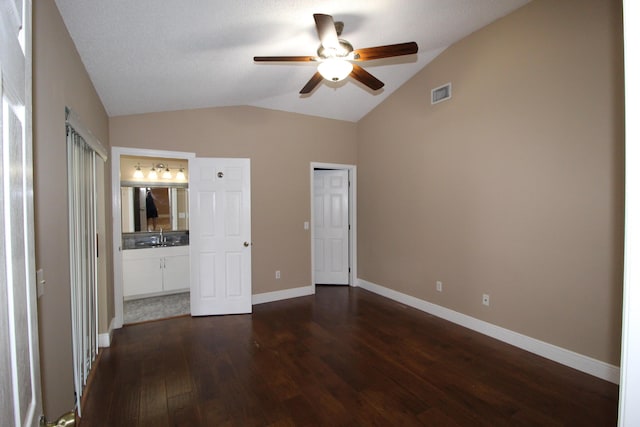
[314,169,349,285]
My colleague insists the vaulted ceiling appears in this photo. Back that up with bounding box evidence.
[54,0,529,122]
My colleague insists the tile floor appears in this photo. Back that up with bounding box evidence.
[123,292,190,324]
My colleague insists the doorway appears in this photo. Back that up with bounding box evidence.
[112,149,253,327]
[310,163,357,287]
[112,147,195,328]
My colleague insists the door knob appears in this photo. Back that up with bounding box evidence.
[243,242,250,247]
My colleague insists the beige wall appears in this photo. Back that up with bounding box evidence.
[357,0,624,364]
[33,0,111,418]
[110,106,357,294]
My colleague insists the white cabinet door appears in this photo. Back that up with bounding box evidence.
[122,247,190,298]
[163,255,190,292]
[122,256,163,298]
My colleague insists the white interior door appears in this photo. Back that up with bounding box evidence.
[314,169,349,285]
[190,158,251,315]
[1,0,43,425]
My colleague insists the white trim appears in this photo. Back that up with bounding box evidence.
[97,318,115,348]
[65,108,108,160]
[111,147,196,329]
[357,278,620,384]
[310,162,357,287]
[252,285,315,305]
[620,1,640,423]
[97,333,110,348]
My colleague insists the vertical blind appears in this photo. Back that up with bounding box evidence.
[66,124,98,417]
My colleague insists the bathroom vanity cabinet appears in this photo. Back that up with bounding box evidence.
[122,246,189,299]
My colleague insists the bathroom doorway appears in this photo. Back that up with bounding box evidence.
[112,147,195,328]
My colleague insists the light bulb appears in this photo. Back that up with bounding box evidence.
[148,167,158,180]
[176,167,186,181]
[133,164,144,179]
[317,58,353,82]
[162,166,172,179]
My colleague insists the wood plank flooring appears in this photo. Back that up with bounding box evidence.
[79,286,618,426]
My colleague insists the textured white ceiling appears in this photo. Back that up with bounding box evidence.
[54,0,529,122]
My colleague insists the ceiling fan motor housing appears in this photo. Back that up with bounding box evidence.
[317,39,354,59]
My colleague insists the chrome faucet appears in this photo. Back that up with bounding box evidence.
[159,227,164,243]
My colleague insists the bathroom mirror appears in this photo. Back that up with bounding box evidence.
[121,186,189,232]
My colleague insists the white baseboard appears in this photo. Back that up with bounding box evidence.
[357,279,620,384]
[252,285,315,305]
[98,317,115,348]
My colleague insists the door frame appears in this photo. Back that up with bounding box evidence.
[310,162,357,287]
[111,147,195,329]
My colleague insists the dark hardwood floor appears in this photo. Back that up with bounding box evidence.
[79,286,618,426]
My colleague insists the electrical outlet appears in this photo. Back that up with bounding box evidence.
[482,294,490,306]
[275,270,281,279]
[436,281,443,292]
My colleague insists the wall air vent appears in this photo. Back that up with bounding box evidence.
[431,82,452,105]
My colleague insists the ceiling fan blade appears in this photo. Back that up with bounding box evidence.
[254,56,317,62]
[314,14,340,49]
[300,72,324,94]
[353,42,418,61]
[350,64,384,91]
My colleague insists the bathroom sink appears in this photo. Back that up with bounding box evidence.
[134,241,154,248]
[124,232,189,250]
[153,242,179,247]
[133,241,185,248]
[129,241,185,249]
[150,241,186,248]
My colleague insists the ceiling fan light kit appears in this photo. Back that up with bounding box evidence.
[318,58,353,82]
[254,13,418,95]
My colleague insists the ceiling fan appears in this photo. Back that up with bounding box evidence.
[254,14,419,94]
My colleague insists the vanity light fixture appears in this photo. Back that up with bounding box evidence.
[176,166,186,181]
[148,165,158,180]
[133,163,144,179]
[161,165,172,179]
